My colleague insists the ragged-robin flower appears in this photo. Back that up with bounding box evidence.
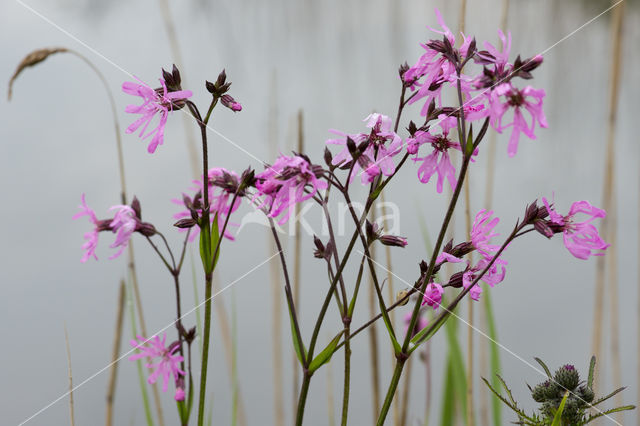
[470,209,502,260]
[122,68,192,154]
[129,333,185,393]
[326,113,403,185]
[72,194,111,262]
[172,167,243,241]
[403,9,474,114]
[462,257,506,301]
[542,197,609,260]
[108,205,137,259]
[254,154,327,224]
[411,114,475,193]
[422,281,444,310]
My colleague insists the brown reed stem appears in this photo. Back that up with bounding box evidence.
[64,324,75,426]
[591,0,624,392]
[156,0,199,177]
[292,109,304,416]
[267,71,286,426]
[106,281,126,426]
[367,231,382,419]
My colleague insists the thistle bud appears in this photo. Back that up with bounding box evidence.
[554,364,580,391]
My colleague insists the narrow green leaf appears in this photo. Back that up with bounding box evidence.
[584,405,636,423]
[287,304,306,365]
[444,314,468,424]
[465,124,474,157]
[484,289,503,426]
[534,357,552,379]
[591,386,627,407]
[210,213,220,270]
[587,355,596,389]
[308,331,345,373]
[550,391,569,426]
[440,360,456,426]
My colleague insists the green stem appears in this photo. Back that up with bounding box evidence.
[295,373,312,426]
[340,328,351,426]
[376,359,406,426]
[197,272,213,426]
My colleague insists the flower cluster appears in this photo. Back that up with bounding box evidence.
[326,113,403,185]
[403,8,547,195]
[253,153,327,224]
[172,167,244,241]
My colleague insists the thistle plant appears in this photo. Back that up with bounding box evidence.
[483,356,635,425]
[10,6,621,425]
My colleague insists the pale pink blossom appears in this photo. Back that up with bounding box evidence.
[422,282,444,310]
[130,334,185,393]
[484,83,547,157]
[172,168,242,241]
[108,205,137,259]
[462,258,506,301]
[326,113,403,185]
[122,77,192,153]
[72,194,102,262]
[254,154,327,224]
[542,197,609,260]
[403,311,428,337]
[470,209,502,260]
[412,114,469,193]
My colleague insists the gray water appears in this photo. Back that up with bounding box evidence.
[1,0,639,424]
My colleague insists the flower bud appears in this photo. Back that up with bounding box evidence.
[534,219,554,238]
[324,147,333,168]
[162,64,182,91]
[131,196,142,219]
[531,383,547,403]
[220,94,242,112]
[379,235,408,248]
[174,218,197,229]
[137,222,157,237]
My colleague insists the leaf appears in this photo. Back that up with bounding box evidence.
[587,355,596,389]
[484,288,503,426]
[287,304,306,365]
[440,360,456,426]
[210,213,221,270]
[534,357,552,379]
[550,391,569,426]
[308,331,345,373]
[8,47,68,100]
[584,405,636,423]
[590,386,627,406]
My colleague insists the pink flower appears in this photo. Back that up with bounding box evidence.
[122,76,192,153]
[404,9,473,114]
[172,168,242,241]
[254,154,327,224]
[422,282,444,310]
[174,387,185,401]
[326,113,403,185]
[221,94,242,112]
[108,205,137,259]
[484,83,547,157]
[542,197,609,260]
[470,209,502,260]
[412,115,470,193]
[462,258,506,301]
[72,194,102,262]
[129,334,185,393]
[403,311,428,337]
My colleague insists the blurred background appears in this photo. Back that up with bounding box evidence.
[1,0,639,424]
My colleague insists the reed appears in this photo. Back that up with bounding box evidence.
[267,72,286,426]
[591,0,624,397]
[64,324,75,426]
[106,281,126,426]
